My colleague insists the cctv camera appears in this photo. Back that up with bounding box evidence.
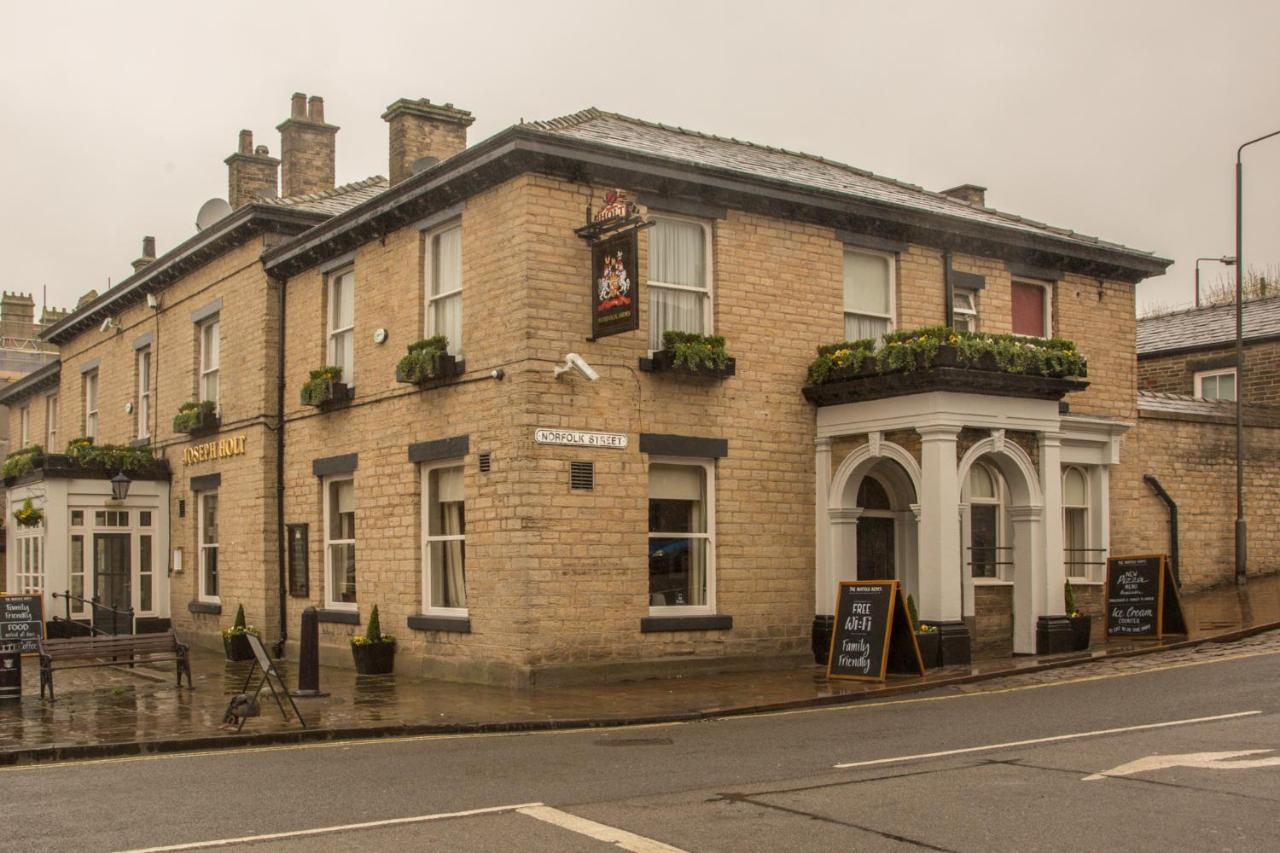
[146,293,160,310]
[100,317,115,333]
[566,353,599,382]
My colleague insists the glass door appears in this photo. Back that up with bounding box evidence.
[93,533,132,633]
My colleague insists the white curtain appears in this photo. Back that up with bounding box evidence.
[843,251,890,340]
[648,219,706,350]
[649,465,706,606]
[432,227,463,354]
[844,313,889,341]
[429,467,466,608]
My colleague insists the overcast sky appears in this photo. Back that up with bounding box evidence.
[2,1,1277,317]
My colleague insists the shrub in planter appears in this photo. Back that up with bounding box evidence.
[2,444,44,479]
[173,399,218,434]
[907,594,941,669]
[395,336,458,384]
[300,366,349,407]
[221,604,259,662]
[12,497,44,528]
[350,605,396,675]
[1065,581,1092,651]
[649,331,736,377]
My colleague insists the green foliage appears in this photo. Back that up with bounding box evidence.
[906,593,937,633]
[396,336,450,383]
[301,366,345,406]
[806,327,1087,385]
[172,399,217,432]
[352,605,395,646]
[661,331,732,373]
[63,437,158,473]
[1064,580,1078,617]
[221,604,258,639]
[12,497,43,528]
[2,444,44,479]
[234,604,246,631]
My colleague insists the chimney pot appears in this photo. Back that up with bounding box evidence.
[382,97,474,185]
[142,236,156,259]
[226,129,280,208]
[941,183,987,207]
[278,92,338,197]
[255,144,270,155]
[291,92,307,119]
[239,130,253,154]
[307,95,325,123]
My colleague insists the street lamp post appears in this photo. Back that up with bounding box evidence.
[1194,256,1236,308]
[1233,128,1280,585]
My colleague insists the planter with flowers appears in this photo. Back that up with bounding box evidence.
[395,336,464,388]
[173,400,219,435]
[1065,581,1092,651]
[221,604,259,662]
[350,605,396,675]
[12,497,44,528]
[907,594,941,668]
[640,331,736,379]
[300,366,352,408]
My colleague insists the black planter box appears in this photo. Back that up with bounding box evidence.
[301,380,353,408]
[639,350,736,379]
[1069,614,1092,651]
[395,354,465,388]
[223,633,255,662]
[173,409,220,435]
[915,630,942,669]
[351,641,395,675]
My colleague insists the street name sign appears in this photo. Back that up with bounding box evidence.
[826,580,925,682]
[533,428,628,449]
[1105,554,1186,639]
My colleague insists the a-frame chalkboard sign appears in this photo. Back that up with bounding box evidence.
[826,580,926,682]
[1105,554,1187,640]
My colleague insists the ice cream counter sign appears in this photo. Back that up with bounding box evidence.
[1106,554,1185,639]
[1,594,45,654]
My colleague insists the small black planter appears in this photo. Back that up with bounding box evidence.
[351,641,395,675]
[639,350,736,379]
[223,633,255,662]
[301,380,353,408]
[173,409,220,435]
[395,354,465,387]
[1069,614,1092,651]
[915,631,942,669]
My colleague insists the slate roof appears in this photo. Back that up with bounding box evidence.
[1137,296,1280,356]
[1138,389,1280,426]
[262,175,389,215]
[527,109,1165,263]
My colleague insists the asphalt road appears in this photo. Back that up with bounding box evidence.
[4,643,1280,852]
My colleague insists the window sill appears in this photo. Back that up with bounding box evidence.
[640,614,732,633]
[188,600,222,615]
[971,578,1014,587]
[1065,578,1105,586]
[407,614,471,633]
[316,608,360,625]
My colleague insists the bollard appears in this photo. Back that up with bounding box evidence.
[293,606,327,697]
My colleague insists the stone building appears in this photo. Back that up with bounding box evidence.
[20,93,1263,686]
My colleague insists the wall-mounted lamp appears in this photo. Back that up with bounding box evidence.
[110,471,131,501]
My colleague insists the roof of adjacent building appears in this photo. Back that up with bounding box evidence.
[1137,389,1280,426]
[1137,296,1280,356]
[260,175,388,216]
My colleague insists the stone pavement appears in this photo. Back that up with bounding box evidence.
[2,573,1279,764]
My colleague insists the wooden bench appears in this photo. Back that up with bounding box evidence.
[38,631,193,701]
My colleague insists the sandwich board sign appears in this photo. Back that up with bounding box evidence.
[0,594,46,655]
[826,580,925,682]
[1105,554,1186,639]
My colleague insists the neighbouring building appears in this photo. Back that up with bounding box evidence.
[27,92,1278,688]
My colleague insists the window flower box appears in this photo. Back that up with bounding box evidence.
[2,440,169,487]
[394,336,464,387]
[173,400,220,435]
[300,366,352,408]
[640,331,736,379]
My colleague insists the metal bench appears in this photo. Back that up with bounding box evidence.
[37,631,193,701]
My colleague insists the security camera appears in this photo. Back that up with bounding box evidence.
[146,293,160,310]
[554,352,599,382]
[100,317,117,333]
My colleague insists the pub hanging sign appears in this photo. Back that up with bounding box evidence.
[576,189,651,340]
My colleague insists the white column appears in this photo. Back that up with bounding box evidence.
[1040,432,1066,616]
[1009,505,1043,654]
[814,437,834,616]
[829,508,862,585]
[916,425,962,623]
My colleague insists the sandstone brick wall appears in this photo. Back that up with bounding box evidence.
[972,584,1012,658]
[1139,339,1280,406]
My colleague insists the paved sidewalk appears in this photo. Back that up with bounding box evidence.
[3,572,1278,763]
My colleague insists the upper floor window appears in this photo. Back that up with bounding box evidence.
[952,290,979,333]
[843,249,894,341]
[648,216,712,351]
[422,461,467,613]
[45,393,58,449]
[1012,280,1051,338]
[426,225,462,356]
[83,369,99,440]
[1195,367,1237,402]
[648,459,715,613]
[199,317,220,406]
[324,476,357,608]
[18,405,30,448]
[327,268,355,384]
[136,346,152,440]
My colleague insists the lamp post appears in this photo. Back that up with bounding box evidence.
[1194,256,1236,308]
[1233,128,1280,585]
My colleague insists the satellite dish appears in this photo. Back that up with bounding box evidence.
[195,198,233,231]
[411,156,440,175]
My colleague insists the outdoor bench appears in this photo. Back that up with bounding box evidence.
[37,631,193,701]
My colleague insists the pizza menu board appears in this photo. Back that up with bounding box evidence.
[826,580,924,682]
[1,594,45,654]
[1106,554,1186,640]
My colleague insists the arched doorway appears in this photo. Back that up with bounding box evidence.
[856,476,895,581]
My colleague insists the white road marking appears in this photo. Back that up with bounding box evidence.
[517,805,689,853]
[1083,749,1280,781]
[113,802,545,852]
[834,710,1261,769]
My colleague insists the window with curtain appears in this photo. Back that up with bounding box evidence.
[199,318,220,406]
[137,346,151,439]
[968,462,1004,580]
[327,269,355,384]
[843,249,894,341]
[1063,467,1090,580]
[46,393,58,449]
[427,224,463,356]
[83,369,99,440]
[1195,368,1236,402]
[423,463,467,612]
[1012,280,1049,338]
[198,491,219,602]
[648,217,710,351]
[325,477,356,606]
[648,461,714,610]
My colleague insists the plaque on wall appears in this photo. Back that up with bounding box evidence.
[287,524,309,597]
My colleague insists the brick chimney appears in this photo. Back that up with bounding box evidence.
[0,292,36,339]
[131,236,157,273]
[277,93,338,198]
[940,184,987,207]
[382,98,474,185]
[226,129,280,208]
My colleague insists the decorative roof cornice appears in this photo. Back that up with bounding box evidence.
[0,360,60,406]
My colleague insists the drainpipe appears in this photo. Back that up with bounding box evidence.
[1142,474,1180,586]
[271,272,288,658]
[943,249,955,328]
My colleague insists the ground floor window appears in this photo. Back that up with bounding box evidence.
[324,477,356,607]
[648,459,714,611]
[966,461,1008,581]
[422,462,466,612]
[15,531,44,594]
[198,491,219,602]
[69,533,87,616]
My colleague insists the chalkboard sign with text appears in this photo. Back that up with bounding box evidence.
[1106,554,1186,639]
[0,594,46,655]
[826,580,925,682]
